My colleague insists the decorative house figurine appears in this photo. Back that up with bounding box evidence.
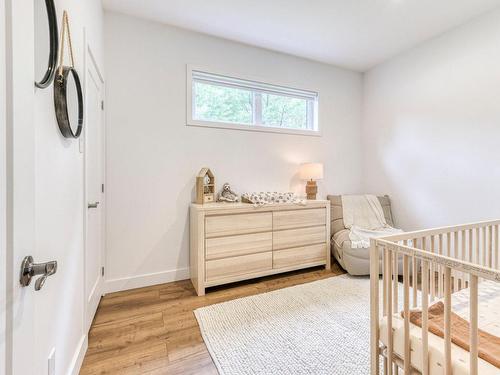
[196,168,215,204]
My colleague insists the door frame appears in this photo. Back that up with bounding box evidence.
[1,0,7,370]
[83,35,106,331]
[4,0,37,373]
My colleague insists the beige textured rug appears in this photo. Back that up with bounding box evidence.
[194,275,374,375]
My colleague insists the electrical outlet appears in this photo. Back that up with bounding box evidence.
[48,348,56,375]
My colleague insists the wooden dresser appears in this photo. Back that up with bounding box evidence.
[190,200,331,295]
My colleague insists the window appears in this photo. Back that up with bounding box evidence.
[187,68,319,136]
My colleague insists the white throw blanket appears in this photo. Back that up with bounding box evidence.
[341,195,402,248]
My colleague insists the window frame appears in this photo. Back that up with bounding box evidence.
[186,65,321,137]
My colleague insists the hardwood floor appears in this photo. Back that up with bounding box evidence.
[80,260,345,375]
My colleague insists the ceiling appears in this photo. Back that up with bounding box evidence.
[102,0,500,71]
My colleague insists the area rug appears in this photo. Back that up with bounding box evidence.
[194,274,379,375]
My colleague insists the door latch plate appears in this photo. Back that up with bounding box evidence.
[20,255,35,287]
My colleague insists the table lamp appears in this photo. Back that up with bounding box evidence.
[299,163,324,200]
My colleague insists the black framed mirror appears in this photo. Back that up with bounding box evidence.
[54,66,83,138]
[35,0,59,89]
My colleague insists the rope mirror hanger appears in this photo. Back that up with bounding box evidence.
[54,10,84,139]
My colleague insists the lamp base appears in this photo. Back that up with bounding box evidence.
[305,180,318,200]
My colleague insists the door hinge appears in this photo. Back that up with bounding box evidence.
[101,267,105,277]
[101,183,104,193]
[101,100,104,110]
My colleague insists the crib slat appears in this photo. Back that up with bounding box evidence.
[484,226,488,267]
[444,267,452,375]
[468,229,473,263]
[470,274,479,375]
[430,237,435,301]
[495,225,499,270]
[438,234,443,298]
[383,248,387,317]
[446,232,451,258]
[485,226,489,267]
[403,255,411,375]
[466,229,472,287]
[480,228,487,266]
[453,231,459,292]
[370,243,380,375]
[390,259,399,375]
[475,227,480,265]
[386,249,393,375]
[462,230,467,287]
[489,225,493,268]
[393,249,398,313]
[421,260,429,375]
[412,238,418,308]
[446,232,452,290]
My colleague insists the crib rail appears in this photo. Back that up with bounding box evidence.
[370,219,500,375]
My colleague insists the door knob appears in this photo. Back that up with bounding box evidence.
[20,256,58,291]
[88,201,100,209]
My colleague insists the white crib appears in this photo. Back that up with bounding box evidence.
[370,220,500,375]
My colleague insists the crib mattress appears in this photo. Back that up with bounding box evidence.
[379,280,500,374]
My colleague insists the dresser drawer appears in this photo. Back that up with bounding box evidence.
[273,208,325,230]
[273,226,326,250]
[205,212,272,238]
[205,252,272,283]
[273,244,326,269]
[205,232,272,260]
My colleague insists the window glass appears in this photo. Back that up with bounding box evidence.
[261,93,308,129]
[190,70,319,134]
[194,81,253,125]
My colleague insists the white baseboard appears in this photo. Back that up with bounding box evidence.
[68,334,88,375]
[104,267,190,294]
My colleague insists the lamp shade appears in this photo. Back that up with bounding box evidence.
[299,163,324,180]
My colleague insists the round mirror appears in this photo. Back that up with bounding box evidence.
[65,71,81,136]
[34,0,58,89]
[54,67,83,138]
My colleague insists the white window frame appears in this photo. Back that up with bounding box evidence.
[186,65,320,137]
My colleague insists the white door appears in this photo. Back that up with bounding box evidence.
[84,48,105,331]
[3,0,37,373]
[0,0,5,368]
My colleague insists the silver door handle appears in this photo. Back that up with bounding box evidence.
[20,256,58,291]
[88,201,100,209]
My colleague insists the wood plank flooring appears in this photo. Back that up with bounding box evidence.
[80,260,344,375]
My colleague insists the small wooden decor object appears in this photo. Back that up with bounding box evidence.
[299,163,324,200]
[306,181,318,200]
[196,168,215,204]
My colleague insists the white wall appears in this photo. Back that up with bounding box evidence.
[0,0,6,371]
[32,0,103,374]
[104,12,363,292]
[362,8,500,230]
